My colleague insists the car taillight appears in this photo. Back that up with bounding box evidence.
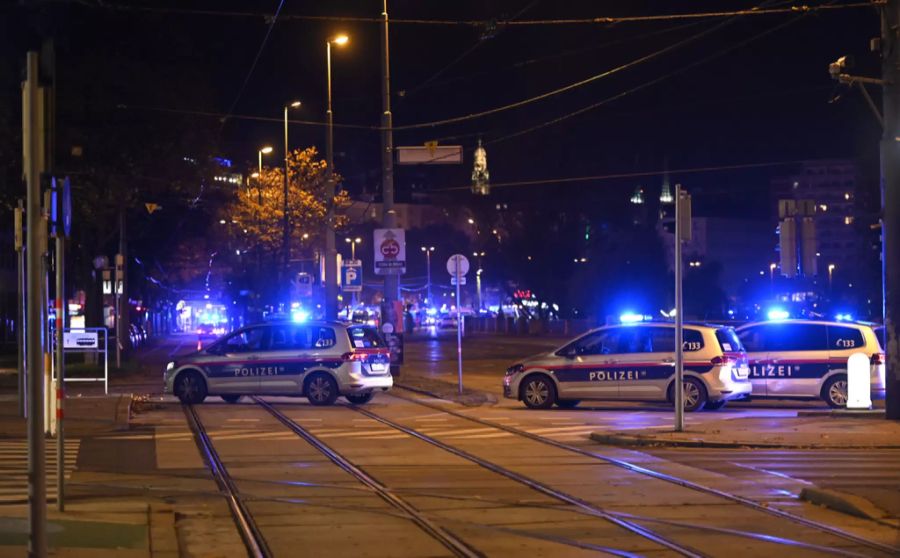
[871,353,885,365]
[712,353,746,366]
[341,352,367,362]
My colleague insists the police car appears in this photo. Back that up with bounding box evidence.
[503,322,751,411]
[164,321,392,405]
[735,319,886,407]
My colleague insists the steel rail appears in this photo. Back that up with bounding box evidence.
[391,390,900,556]
[348,405,705,558]
[184,405,271,558]
[251,397,483,558]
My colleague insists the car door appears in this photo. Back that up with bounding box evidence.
[613,326,667,401]
[826,324,868,385]
[205,326,269,394]
[256,324,307,394]
[553,328,622,400]
[766,323,828,396]
[737,324,769,396]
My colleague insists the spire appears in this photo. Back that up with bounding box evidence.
[630,186,645,205]
[471,139,490,195]
[660,160,673,204]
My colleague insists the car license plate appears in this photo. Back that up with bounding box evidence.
[370,363,386,372]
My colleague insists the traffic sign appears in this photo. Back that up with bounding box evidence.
[451,276,466,286]
[446,254,470,277]
[341,260,362,292]
[374,228,406,275]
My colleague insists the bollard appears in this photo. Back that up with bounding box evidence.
[846,352,872,409]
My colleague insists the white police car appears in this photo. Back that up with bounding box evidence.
[503,322,751,411]
[164,321,392,405]
[735,319,886,407]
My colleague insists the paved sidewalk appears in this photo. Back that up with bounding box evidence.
[0,394,131,438]
[590,414,900,448]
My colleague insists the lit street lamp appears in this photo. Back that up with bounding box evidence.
[323,33,349,320]
[769,262,777,296]
[256,147,273,274]
[345,237,362,260]
[476,268,483,312]
[421,246,435,305]
[828,263,836,290]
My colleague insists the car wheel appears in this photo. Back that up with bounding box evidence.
[221,395,242,404]
[704,399,726,411]
[823,375,848,408]
[175,370,207,405]
[556,400,580,409]
[520,374,557,410]
[345,392,374,405]
[305,373,338,406]
[670,377,707,412]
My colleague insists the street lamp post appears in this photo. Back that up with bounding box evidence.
[769,262,777,296]
[324,34,348,320]
[828,263,836,291]
[344,236,361,307]
[420,246,434,305]
[283,101,301,285]
[256,146,273,277]
[476,268,483,312]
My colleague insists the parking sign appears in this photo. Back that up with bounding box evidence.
[341,260,362,292]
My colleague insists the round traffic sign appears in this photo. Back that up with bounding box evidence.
[380,238,400,259]
[446,254,470,276]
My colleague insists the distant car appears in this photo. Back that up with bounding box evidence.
[736,320,885,407]
[503,322,751,411]
[164,321,392,406]
[437,315,458,328]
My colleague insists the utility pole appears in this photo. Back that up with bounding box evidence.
[324,40,340,320]
[381,0,399,326]
[23,50,47,558]
[53,204,65,512]
[674,186,685,432]
[882,0,900,420]
[15,201,25,418]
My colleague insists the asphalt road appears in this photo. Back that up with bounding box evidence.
[21,331,898,556]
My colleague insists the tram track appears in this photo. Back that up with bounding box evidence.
[184,404,271,558]
[362,391,900,557]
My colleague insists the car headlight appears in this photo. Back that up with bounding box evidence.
[166,361,175,371]
[505,364,525,376]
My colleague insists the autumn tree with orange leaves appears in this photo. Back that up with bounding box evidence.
[226,146,350,266]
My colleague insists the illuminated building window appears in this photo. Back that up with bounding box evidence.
[844,216,854,225]
[818,204,827,212]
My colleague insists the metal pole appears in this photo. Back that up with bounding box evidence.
[674,186,685,432]
[54,233,64,511]
[882,0,900,420]
[455,263,463,395]
[257,152,263,277]
[24,50,47,558]
[324,41,338,320]
[114,253,121,369]
[283,106,290,293]
[16,200,26,418]
[381,0,399,315]
[426,250,432,305]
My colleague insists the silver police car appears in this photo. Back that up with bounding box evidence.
[503,322,751,411]
[164,321,393,405]
[736,319,886,407]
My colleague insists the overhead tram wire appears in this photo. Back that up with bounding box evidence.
[387,0,790,132]
[116,104,379,131]
[82,1,878,26]
[433,160,817,192]
[220,0,286,126]
[483,1,821,148]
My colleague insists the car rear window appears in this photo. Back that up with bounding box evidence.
[347,326,386,349]
[715,328,744,353]
[827,326,865,351]
[874,327,885,349]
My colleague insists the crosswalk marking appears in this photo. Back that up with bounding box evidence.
[0,439,80,504]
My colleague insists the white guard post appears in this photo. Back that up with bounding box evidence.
[846,352,872,409]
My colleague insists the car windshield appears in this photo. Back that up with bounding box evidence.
[716,328,744,353]
[347,326,386,349]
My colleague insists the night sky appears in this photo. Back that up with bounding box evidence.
[1,1,882,216]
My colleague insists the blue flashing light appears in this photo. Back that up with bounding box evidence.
[291,310,309,323]
[767,308,789,320]
[835,313,853,322]
[619,312,645,324]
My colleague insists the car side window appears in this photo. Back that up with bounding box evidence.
[222,327,268,353]
[309,326,336,349]
[778,324,828,351]
[827,326,865,350]
[615,327,654,354]
[269,325,311,351]
[564,330,619,356]
[649,328,676,352]
[738,326,767,352]
[683,329,704,352]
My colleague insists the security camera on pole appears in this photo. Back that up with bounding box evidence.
[447,254,469,395]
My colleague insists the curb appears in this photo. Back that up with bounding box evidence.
[589,432,900,449]
[796,409,886,419]
[799,487,894,523]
